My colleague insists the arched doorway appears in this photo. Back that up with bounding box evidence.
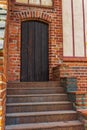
[21,20,49,82]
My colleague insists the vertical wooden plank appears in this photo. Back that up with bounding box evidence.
[28,21,35,81]
[34,21,42,81]
[41,23,49,81]
[21,21,28,81]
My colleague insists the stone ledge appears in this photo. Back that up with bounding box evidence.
[68,91,87,95]
[78,109,87,118]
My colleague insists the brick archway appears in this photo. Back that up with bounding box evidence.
[14,10,52,80]
[15,10,52,23]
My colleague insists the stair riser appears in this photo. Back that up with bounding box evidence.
[7,104,73,113]
[7,82,60,88]
[6,113,77,125]
[41,126,84,130]
[5,125,84,130]
[7,95,68,103]
[7,88,64,95]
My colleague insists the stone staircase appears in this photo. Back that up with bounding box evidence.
[5,81,84,130]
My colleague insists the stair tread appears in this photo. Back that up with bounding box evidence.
[6,110,77,117]
[7,81,60,88]
[5,120,83,129]
[7,87,61,89]
[8,81,59,84]
[7,93,67,97]
[7,101,71,106]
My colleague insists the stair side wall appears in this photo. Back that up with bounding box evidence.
[0,0,8,129]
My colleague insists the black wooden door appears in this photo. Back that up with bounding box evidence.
[21,21,49,82]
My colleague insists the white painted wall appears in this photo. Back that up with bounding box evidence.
[62,0,86,57]
[84,0,87,56]
[62,0,73,57]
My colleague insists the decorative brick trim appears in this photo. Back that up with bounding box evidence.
[15,10,52,23]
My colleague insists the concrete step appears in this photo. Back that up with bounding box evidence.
[6,82,84,129]
[7,94,68,103]
[7,81,60,88]
[7,87,65,95]
[6,101,73,113]
[6,110,78,125]
[5,120,84,130]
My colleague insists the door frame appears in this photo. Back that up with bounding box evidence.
[20,19,50,81]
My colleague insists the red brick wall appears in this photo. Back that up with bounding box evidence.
[7,0,87,92]
[61,62,87,91]
[7,0,63,81]
[53,62,87,91]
